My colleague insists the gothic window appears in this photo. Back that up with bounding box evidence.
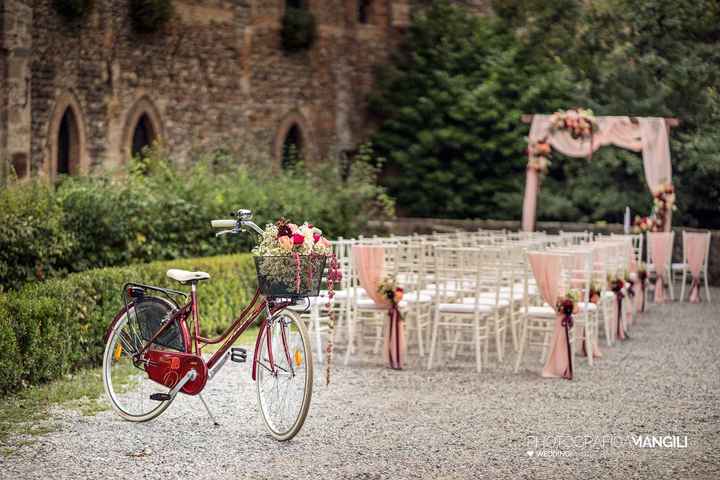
[131,114,156,159]
[358,0,372,24]
[57,107,80,176]
[282,124,303,169]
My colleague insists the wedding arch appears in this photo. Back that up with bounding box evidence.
[520,110,678,232]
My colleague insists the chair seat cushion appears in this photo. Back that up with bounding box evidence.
[437,302,493,314]
[526,305,557,318]
[461,296,511,308]
[166,269,210,283]
[671,262,688,270]
[401,291,433,303]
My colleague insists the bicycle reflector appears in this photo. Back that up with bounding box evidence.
[127,286,145,298]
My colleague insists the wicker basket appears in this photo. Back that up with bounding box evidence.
[254,255,326,298]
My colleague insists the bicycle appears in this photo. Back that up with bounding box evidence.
[102,209,318,441]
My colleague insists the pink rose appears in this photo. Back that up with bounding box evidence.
[288,223,299,234]
[292,233,305,245]
[278,235,293,250]
[313,233,321,243]
[318,237,331,248]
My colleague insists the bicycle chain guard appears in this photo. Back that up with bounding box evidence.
[145,350,208,396]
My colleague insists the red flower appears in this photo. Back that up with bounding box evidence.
[292,233,305,245]
[313,233,321,243]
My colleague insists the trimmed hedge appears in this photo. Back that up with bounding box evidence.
[0,254,256,395]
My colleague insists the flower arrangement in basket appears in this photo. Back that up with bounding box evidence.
[252,218,332,297]
[527,140,552,174]
[252,218,342,384]
[549,108,598,139]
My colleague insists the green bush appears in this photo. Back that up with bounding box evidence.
[130,0,173,33]
[0,147,392,291]
[370,2,576,219]
[0,254,256,395]
[0,182,76,288]
[53,0,94,19]
[282,7,316,52]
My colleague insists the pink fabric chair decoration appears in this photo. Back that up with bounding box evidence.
[352,245,405,370]
[528,253,573,380]
[685,233,709,303]
[649,232,673,304]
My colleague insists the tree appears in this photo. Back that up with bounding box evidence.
[370,2,576,219]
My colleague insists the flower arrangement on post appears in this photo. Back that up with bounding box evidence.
[377,275,405,370]
[650,182,676,231]
[555,289,580,380]
[588,281,602,304]
[637,263,648,312]
[527,140,552,175]
[608,273,627,340]
[549,108,598,140]
[252,217,340,384]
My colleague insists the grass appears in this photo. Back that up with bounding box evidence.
[0,326,260,455]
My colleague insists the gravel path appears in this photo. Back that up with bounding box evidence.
[2,292,719,479]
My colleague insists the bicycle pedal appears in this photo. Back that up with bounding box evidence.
[149,393,172,401]
[230,347,247,363]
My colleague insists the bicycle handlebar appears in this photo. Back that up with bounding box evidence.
[211,209,264,237]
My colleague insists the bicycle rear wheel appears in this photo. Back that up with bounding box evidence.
[256,310,313,441]
[103,299,174,422]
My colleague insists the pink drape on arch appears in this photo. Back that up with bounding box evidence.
[527,253,573,380]
[351,245,405,369]
[685,232,710,303]
[522,115,672,232]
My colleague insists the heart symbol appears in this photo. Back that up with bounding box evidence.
[527,451,534,457]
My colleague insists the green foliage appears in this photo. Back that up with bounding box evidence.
[0,147,392,291]
[373,0,720,227]
[53,0,94,20]
[282,7,317,52]
[129,0,173,33]
[0,254,256,395]
[0,182,76,289]
[370,1,576,219]
[496,0,720,227]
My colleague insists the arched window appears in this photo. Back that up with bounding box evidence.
[131,113,157,159]
[122,96,163,163]
[57,107,80,176]
[358,0,372,24]
[282,124,303,169]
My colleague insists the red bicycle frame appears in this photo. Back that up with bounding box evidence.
[106,284,296,386]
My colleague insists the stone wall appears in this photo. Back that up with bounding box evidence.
[372,217,720,286]
[0,0,407,179]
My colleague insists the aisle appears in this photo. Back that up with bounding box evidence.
[2,292,719,480]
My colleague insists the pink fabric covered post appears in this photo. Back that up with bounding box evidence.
[649,232,673,303]
[686,233,709,303]
[522,167,539,232]
[527,253,573,380]
[352,245,405,369]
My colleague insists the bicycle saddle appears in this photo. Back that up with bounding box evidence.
[166,269,210,284]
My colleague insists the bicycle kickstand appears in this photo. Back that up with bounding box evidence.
[198,393,220,427]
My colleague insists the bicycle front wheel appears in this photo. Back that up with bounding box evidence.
[256,310,313,441]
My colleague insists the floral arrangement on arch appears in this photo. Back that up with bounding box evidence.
[527,140,552,174]
[549,108,598,140]
[633,182,676,233]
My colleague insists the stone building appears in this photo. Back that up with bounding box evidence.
[0,0,419,181]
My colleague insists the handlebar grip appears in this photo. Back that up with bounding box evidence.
[211,219,237,229]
